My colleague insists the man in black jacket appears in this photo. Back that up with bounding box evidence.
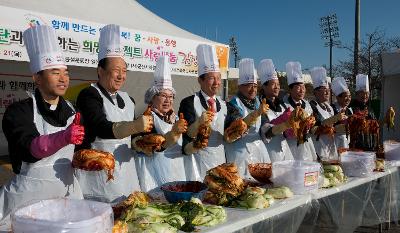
[74,24,152,202]
[1,25,84,229]
[178,44,226,181]
[350,74,376,120]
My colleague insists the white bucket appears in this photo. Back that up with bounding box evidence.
[272,160,321,194]
[340,151,375,177]
[384,140,400,161]
[11,198,113,233]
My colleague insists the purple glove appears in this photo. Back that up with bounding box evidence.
[270,109,294,139]
[270,108,292,125]
[30,113,85,159]
[283,128,295,139]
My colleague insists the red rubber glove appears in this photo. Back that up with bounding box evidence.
[30,113,85,159]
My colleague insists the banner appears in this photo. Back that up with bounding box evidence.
[0,5,229,77]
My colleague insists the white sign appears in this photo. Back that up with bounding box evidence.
[0,5,229,77]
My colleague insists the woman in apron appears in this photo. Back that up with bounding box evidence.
[225,58,270,178]
[0,25,83,230]
[257,59,294,162]
[132,56,187,192]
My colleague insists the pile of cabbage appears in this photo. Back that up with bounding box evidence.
[322,165,347,188]
[118,197,226,232]
[232,186,293,209]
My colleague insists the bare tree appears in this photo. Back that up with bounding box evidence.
[389,36,400,49]
[334,28,392,99]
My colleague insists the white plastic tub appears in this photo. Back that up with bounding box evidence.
[340,151,375,177]
[384,140,400,161]
[272,160,321,194]
[11,198,113,233]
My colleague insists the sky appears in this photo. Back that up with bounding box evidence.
[137,0,400,72]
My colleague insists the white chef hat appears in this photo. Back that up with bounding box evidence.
[286,61,304,85]
[98,24,124,61]
[144,56,175,104]
[23,25,66,74]
[356,74,369,92]
[196,44,220,76]
[238,58,257,85]
[310,67,330,89]
[153,56,173,90]
[331,77,349,96]
[257,59,278,85]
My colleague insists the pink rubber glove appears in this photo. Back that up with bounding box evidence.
[269,108,294,138]
[30,113,85,159]
[270,108,292,125]
[271,109,295,139]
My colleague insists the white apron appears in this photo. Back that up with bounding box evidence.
[74,83,140,203]
[283,95,318,161]
[135,112,186,192]
[225,97,270,178]
[261,103,294,162]
[333,104,352,149]
[0,92,83,230]
[311,103,339,161]
[185,92,227,181]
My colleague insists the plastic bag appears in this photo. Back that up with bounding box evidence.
[11,198,113,233]
[272,160,321,194]
[340,151,375,177]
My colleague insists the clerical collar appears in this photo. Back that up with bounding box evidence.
[49,104,57,111]
[34,88,73,127]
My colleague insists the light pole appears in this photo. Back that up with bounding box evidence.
[229,36,239,68]
[226,36,240,100]
[320,13,341,80]
[354,0,361,80]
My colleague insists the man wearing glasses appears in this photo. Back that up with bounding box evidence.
[224,58,270,178]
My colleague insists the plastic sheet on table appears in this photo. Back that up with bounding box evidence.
[300,181,374,233]
[246,205,309,233]
[297,199,321,233]
[361,168,393,225]
[201,195,311,233]
[388,168,400,224]
[361,166,400,226]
